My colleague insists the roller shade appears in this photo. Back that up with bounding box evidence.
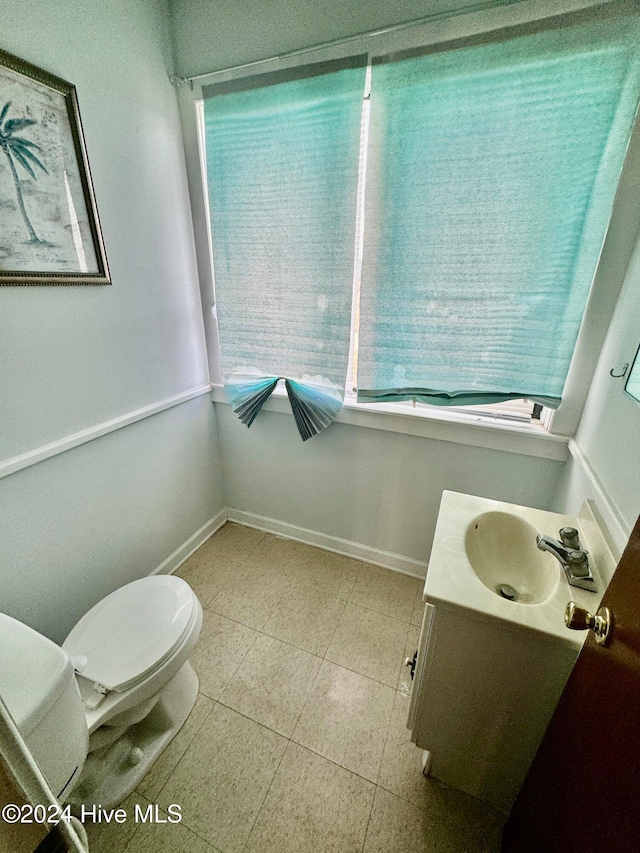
[357,19,640,408]
[203,58,366,439]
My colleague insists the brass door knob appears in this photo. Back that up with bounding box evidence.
[564,601,611,645]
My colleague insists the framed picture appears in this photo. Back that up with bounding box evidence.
[0,48,110,285]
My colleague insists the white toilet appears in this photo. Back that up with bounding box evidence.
[0,575,202,808]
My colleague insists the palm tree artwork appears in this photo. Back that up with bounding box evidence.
[0,100,48,244]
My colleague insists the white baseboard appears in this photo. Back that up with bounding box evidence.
[151,506,428,580]
[226,508,427,579]
[152,508,228,576]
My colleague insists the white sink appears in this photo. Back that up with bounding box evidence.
[424,491,616,645]
[465,511,559,604]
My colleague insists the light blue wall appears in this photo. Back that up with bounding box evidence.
[0,0,225,641]
[169,0,513,78]
[0,398,222,643]
[0,0,207,456]
[217,404,565,567]
[552,236,640,547]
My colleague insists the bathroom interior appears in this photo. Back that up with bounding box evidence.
[2,0,640,851]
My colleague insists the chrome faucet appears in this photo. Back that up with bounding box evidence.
[536,527,597,592]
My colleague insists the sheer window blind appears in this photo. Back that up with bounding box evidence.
[203,58,366,439]
[357,18,640,408]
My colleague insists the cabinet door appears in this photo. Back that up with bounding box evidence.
[407,601,435,732]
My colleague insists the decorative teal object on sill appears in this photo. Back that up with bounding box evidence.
[226,375,280,428]
[284,378,344,441]
[225,371,344,441]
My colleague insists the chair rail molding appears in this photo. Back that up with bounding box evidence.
[0,384,212,480]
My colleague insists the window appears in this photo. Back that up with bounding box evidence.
[196,10,640,440]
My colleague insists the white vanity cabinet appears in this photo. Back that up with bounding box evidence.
[406,491,616,812]
[408,596,578,812]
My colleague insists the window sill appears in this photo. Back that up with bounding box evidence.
[210,385,570,461]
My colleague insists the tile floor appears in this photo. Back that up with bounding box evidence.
[84,523,503,853]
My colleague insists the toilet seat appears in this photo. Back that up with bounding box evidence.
[62,576,198,693]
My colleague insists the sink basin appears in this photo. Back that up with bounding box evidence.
[423,491,616,648]
[465,511,559,604]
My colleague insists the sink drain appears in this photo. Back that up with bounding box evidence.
[497,583,518,601]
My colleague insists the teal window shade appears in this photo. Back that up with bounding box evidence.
[203,59,366,439]
[357,20,640,408]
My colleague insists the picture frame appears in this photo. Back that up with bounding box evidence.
[0,48,110,285]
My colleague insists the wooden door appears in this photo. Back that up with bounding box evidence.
[503,513,640,852]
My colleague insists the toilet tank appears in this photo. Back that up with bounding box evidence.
[0,614,88,800]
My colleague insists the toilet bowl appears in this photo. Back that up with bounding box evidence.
[0,575,202,809]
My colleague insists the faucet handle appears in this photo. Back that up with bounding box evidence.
[566,549,589,576]
[559,527,581,549]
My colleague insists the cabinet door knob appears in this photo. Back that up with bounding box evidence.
[564,601,611,645]
[404,651,418,679]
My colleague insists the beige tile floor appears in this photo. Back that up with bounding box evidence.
[84,523,503,853]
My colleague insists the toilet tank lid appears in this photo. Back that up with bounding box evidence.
[62,576,196,692]
[0,614,73,737]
